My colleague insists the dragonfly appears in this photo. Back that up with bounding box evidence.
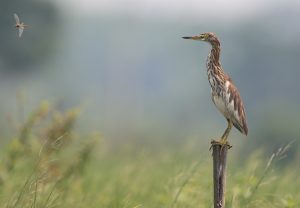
[14,13,29,37]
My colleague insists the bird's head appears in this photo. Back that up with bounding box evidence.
[182,32,220,46]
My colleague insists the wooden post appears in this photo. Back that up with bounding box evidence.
[211,141,231,208]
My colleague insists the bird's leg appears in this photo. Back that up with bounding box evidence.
[221,119,232,142]
[210,119,233,150]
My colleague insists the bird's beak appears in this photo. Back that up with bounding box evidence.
[182,36,201,40]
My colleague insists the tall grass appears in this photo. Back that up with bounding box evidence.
[0,103,299,207]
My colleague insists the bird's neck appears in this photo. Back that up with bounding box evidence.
[206,44,221,74]
[208,44,221,66]
[206,43,227,90]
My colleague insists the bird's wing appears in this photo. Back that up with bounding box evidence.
[14,13,20,24]
[18,27,24,37]
[225,81,248,135]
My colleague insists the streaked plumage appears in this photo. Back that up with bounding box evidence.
[14,13,29,37]
[183,32,248,145]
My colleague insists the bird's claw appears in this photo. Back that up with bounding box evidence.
[209,139,232,151]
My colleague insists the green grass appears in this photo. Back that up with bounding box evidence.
[0,103,299,208]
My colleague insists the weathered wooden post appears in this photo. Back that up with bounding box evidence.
[211,141,231,208]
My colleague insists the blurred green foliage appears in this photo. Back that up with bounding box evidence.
[0,103,299,207]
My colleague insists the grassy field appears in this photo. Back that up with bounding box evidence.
[0,104,299,208]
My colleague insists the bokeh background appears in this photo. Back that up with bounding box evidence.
[0,0,300,207]
[1,0,299,153]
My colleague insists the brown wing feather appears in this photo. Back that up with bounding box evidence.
[226,81,248,135]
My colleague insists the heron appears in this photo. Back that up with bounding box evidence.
[183,32,248,147]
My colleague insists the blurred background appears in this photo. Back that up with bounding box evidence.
[0,0,300,207]
[0,0,300,156]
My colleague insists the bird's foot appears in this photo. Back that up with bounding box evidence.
[209,138,232,151]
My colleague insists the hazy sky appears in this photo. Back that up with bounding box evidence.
[59,0,300,21]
